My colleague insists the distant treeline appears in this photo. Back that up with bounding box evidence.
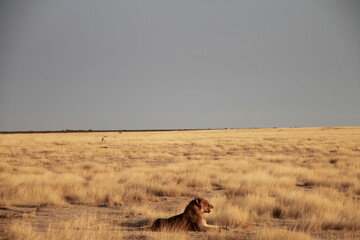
[0,126,304,134]
[0,128,235,134]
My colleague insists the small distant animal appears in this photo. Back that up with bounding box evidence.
[101,137,106,142]
[151,197,229,232]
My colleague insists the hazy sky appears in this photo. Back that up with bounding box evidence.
[1,0,359,131]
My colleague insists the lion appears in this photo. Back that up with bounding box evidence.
[151,197,229,232]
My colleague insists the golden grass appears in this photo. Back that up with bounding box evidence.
[255,228,318,240]
[8,213,123,240]
[1,127,360,239]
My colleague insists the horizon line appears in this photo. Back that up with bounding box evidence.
[1,126,358,134]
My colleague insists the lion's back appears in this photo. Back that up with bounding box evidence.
[151,214,188,231]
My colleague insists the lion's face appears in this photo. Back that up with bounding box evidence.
[195,198,213,213]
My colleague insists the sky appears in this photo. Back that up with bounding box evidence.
[0,0,359,131]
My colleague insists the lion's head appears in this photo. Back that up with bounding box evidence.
[195,197,213,213]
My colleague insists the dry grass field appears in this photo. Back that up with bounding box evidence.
[0,127,359,240]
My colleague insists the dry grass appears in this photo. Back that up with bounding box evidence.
[255,228,318,240]
[8,213,124,240]
[1,127,360,239]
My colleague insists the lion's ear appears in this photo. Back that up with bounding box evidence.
[195,198,201,205]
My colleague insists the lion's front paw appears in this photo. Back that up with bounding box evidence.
[217,226,230,232]
[222,226,230,231]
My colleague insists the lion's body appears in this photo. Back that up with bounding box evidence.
[151,213,205,231]
[151,197,226,232]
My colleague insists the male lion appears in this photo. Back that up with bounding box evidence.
[151,197,228,232]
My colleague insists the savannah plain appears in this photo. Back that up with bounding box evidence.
[0,127,359,240]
